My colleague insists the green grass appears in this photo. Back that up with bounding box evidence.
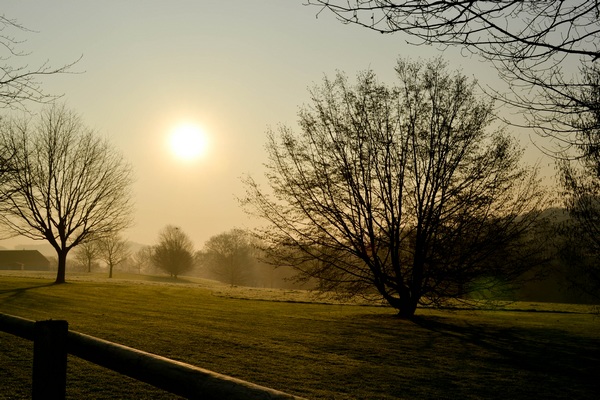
[1,273,599,399]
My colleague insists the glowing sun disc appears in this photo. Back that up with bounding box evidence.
[169,124,207,161]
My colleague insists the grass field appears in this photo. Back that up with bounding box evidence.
[1,272,599,399]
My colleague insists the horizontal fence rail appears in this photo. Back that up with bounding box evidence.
[0,313,35,340]
[0,313,306,400]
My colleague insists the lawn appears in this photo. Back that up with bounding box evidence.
[1,272,599,399]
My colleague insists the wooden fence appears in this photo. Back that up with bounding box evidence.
[0,313,306,400]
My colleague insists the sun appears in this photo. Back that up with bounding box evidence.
[168,123,208,161]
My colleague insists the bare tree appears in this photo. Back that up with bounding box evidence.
[1,15,78,110]
[73,239,100,273]
[198,228,255,287]
[0,105,134,284]
[309,1,600,142]
[131,245,153,275]
[559,64,600,165]
[97,235,131,279]
[242,58,548,318]
[0,15,77,205]
[0,141,15,205]
[151,225,195,278]
[310,1,598,61]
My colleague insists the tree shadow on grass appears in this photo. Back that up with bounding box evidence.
[0,281,56,294]
[409,314,600,398]
[326,312,599,399]
[0,281,60,306]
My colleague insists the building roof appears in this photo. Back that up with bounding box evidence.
[0,250,50,270]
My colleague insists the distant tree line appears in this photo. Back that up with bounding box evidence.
[67,225,296,289]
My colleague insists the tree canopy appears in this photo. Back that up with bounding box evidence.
[151,225,195,278]
[310,1,599,61]
[309,1,600,144]
[1,15,77,110]
[243,58,548,318]
[198,228,255,287]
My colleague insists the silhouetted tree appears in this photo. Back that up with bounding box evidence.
[0,16,77,206]
[557,65,600,302]
[242,58,548,318]
[73,239,100,273]
[310,1,598,61]
[151,225,195,278]
[0,105,134,283]
[309,1,600,145]
[555,214,600,303]
[199,229,255,287]
[0,142,15,206]
[1,15,77,110]
[98,235,130,279]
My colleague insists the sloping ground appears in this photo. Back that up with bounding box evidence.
[0,270,596,313]
[0,270,386,306]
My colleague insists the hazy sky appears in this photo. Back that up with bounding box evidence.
[0,1,546,251]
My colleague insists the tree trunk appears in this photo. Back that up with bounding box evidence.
[55,251,67,284]
[397,296,418,319]
[109,263,113,278]
[379,287,419,319]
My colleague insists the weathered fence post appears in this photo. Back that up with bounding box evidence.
[32,320,68,400]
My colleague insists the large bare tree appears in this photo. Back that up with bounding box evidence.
[242,58,548,318]
[151,225,195,278]
[0,105,134,283]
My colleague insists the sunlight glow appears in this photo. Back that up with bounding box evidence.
[168,123,208,161]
